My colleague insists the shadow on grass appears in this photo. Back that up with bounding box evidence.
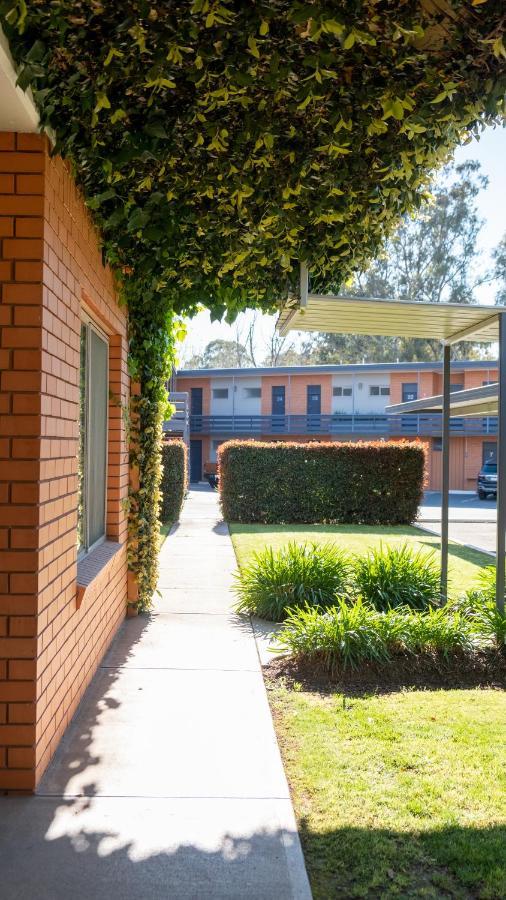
[299,819,506,899]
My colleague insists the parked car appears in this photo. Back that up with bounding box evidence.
[477,460,497,500]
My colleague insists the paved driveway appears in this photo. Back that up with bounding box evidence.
[418,492,496,555]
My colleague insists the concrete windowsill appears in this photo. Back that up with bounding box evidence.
[76,540,123,610]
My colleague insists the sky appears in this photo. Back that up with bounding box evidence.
[179,125,506,366]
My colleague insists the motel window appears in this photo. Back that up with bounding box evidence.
[210,439,222,462]
[402,383,418,402]
[369,386,380,396]
[380,387,390,396]
[243,387,261,399]
[333,386,352,397]
[78,320,109,556]
[432,437,442,452]
[450,383,464,393]
[212,388,229,399]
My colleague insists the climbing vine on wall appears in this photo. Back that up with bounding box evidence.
[1,0,504,608]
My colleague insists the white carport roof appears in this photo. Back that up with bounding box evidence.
[278,293,506,344]
[387,382,499,418]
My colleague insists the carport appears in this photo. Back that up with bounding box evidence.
[278,265,506,610]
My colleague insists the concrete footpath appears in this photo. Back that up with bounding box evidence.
[0,486,311,900]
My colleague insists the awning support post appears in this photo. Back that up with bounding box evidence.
[496,315,506,613]
[440,343,451,602]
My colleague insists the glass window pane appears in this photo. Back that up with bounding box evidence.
[77,325,87,554]
[87,328,108,547]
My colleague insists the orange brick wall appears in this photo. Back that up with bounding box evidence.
[176,377,211,415]
[0,133,129,792]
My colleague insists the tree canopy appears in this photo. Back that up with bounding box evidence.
[2,0,505,319]
[305,159,500,362]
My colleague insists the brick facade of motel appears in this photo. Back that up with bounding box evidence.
[0,133,130,792]
[176,364,498,491]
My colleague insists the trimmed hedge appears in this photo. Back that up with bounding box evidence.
[160,440,188,524]
[219,440,425,525]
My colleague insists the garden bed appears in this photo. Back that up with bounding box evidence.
[265,649,506,696]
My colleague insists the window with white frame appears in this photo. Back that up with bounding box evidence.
[380,386,390,396]
[333,386,353,397]
[243,387,261,399]
[212,388,228,399]
[369,385,380,396]
[210,439,222,462]
[78,319,109,556]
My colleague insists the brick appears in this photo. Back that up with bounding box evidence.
[8,659,36,680]
[12,395,41,415]
[3,239,43,260]
[15,218,43,238]
[0,638,37,658]
[0,217,14,236]
[0,174,15,192]
[14,261,43,283]
[0,133,15,151]
[10,483,39,504]
[0,195,44,216]
[16,175,44,195]
[16,134,44,152]
[0,260,12,280]
[8,702,36,724]
[7,746,35,768]
[1,327,40,348]
[1,371,40,391]
[2,283,42,305]
[13,349,42,369]
[14,306,42,326]
[8,617,36,637]
[0,152,44,173]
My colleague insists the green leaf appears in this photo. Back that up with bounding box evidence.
[248,35,260,59]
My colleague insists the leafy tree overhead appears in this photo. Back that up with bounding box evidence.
[2,1,505,317]
[305,161,499,363]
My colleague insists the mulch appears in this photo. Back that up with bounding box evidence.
[263,650,506,697]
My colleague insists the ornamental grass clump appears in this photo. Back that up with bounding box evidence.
[457,567,506,654]
[234,541,352,622]
[353,543,441,611]
[276,602,477,675]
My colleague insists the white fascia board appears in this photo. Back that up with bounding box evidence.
[0,27,39,132]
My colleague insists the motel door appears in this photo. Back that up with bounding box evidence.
[272,386,285,432]
[431,439,465,491]
[189,439,202,483]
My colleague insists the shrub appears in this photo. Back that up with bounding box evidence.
[219,440,425,525]
[457,570,506,654]
[403,607,476,657]
[160,440,187,524]
[234,541,352,622]
[353,543,441,611]
[275,599,391,673]
[276,601,477,674]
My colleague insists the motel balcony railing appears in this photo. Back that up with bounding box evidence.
[187,413,498,437]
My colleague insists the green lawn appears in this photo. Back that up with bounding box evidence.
[160,522,172,544]
[268,680,506,898]
[230,523,492,598]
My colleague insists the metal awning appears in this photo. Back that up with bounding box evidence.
[387,383,499,418]
[278,293,503,344]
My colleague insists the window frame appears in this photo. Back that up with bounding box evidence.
[402,382,418,402]
[212,387,229,400]
[78,315,109,560]
[369,385,380,396]
[242,386,261,399]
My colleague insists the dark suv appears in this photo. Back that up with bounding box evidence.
[477,460,497,500]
